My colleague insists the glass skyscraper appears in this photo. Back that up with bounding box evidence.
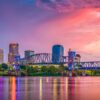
[52,44,64,63]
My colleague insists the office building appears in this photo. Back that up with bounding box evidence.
[68,49,76,70]
[52,44,64,63]
[8,43,20,64]
[24,50,34,59]
[0,49,4,64]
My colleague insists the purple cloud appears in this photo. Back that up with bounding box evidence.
[37,0,100,13]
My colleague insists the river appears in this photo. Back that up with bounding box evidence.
[0,77,100,100]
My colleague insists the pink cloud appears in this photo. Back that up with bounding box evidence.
[27,8,100,60]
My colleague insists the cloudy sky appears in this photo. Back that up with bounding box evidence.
[0,0,100,61]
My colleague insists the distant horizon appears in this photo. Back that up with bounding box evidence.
[0,0,100,62]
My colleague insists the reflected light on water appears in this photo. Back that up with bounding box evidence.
[10,77,16,100]
[25,77,28,100]
[53,78,57,100]
[65,78,68,100]
[0,77,100,100]
[39,78,42,100]
[46,77,49,83]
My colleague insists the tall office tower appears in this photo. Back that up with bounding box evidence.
[0,49,4,64]
[24,50,34,59]
[68,49,76,70]
[8,43,20,64]
[52,44,64,63]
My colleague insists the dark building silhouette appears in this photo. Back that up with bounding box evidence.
[24,50,34,59]
[52,44,64,63]
[0,49,4,64]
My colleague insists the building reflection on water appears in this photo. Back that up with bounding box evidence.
[0,77,77,100]
[39,78,42,100]
[10,77,16,100]
[0,77,100,100]
[0,77,4,100]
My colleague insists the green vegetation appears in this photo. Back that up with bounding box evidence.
[0,64,67,76]
[0,63,100,76]
[27,65,66,76]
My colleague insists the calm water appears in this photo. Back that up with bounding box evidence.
[0,77,100,100]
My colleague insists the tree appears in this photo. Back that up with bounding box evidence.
[27,66,38,73]
[1,63,8,70]
[32,66,39,73]
[48,66,57,74]
[20,65,27,70]
[41,66,48,73]
[27,66,33,73]
[59,64,65,72]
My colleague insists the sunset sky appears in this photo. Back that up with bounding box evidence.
[0,0,100,61]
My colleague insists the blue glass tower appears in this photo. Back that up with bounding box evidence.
[52,45,64,64]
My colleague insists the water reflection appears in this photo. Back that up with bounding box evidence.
[53,78,57,100]
[39,78,42,100]
[10,77,16,100]
[0,77,100,100]
[0,77,4,100]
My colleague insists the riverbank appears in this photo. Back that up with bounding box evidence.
[0,63,100,76]
[1,70,100,77]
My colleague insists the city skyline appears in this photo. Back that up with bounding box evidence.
[0,0,100,61]
[0,42,100,63]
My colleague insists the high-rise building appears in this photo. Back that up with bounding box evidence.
[68,49,76,70]
[52,44,64,63]
[0,49,4,64]
[24,50,34,59]
[8,43,20,64]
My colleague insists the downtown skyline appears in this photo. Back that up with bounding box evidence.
[0,42,100,62]
[0,0,100,61]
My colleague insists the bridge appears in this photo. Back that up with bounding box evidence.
[74,61,100,70]
[20,53,67,65]
[19,53,100,70]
